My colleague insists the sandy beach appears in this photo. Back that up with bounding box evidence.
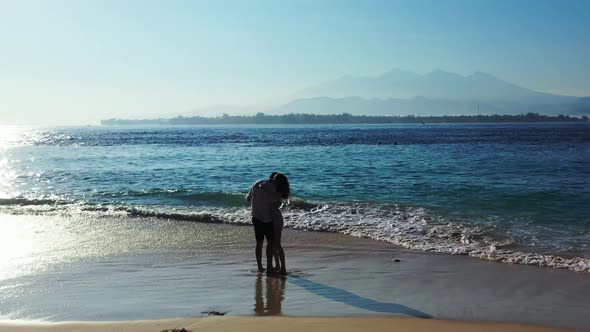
[1,214,589,330]
[0,317,578,332]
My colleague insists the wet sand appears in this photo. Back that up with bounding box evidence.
[0,215,589,329]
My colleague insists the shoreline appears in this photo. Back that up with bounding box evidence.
[1,204,588,273]
[100,113,590,126]
[0,317,577,332]
[0,214,589,329]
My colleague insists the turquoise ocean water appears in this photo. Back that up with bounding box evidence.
[0,123,589,269]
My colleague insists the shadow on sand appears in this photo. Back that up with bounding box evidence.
[288,275,432,318]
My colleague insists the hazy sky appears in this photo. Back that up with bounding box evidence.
[1,0,589,125]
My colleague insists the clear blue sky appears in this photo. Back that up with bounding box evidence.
[0,0,588,125]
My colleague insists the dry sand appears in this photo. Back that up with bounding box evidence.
[0,317,576,332]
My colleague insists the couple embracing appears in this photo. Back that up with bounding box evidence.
[247,172,290,276]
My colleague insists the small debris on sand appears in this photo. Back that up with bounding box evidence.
[208,310,226,316]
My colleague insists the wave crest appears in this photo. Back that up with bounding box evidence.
[0,197,588,273]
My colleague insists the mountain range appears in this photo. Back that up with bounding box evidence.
[279,69,590,116]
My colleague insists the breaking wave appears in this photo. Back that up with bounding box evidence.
[1,195,588,273]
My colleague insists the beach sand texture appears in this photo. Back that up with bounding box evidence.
[0,317,577,332]
[1,214,589,330]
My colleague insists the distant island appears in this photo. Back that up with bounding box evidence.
[101,112,588,125]
[102,69,590,126]
[285,70,590,117]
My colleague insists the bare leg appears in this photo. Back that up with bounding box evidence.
[273,248,281,272]
[277,243,287,275]
[273,219,286,274]
[266,243,274,273]
[255,240,265,272]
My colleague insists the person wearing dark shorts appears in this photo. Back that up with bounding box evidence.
[252,216,274,246]
[247,177,282,273]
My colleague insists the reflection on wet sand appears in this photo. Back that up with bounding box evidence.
[254,274,286,316]
[253,273,430,318]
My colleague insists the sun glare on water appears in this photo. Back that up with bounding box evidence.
[0,126,28,199]
[0,127,59,281]
[0,126,35,148]
[0,129,17,199]
[0,215,43,280]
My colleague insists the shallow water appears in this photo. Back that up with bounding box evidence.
[0,215,588,329]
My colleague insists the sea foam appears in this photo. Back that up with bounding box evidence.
[1,197,588,273]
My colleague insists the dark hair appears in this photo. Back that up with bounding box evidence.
[271,173,290,199]
[269,172,278,180]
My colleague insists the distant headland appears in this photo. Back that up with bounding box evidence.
[101,69,590,127]
[101,112,588,125]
